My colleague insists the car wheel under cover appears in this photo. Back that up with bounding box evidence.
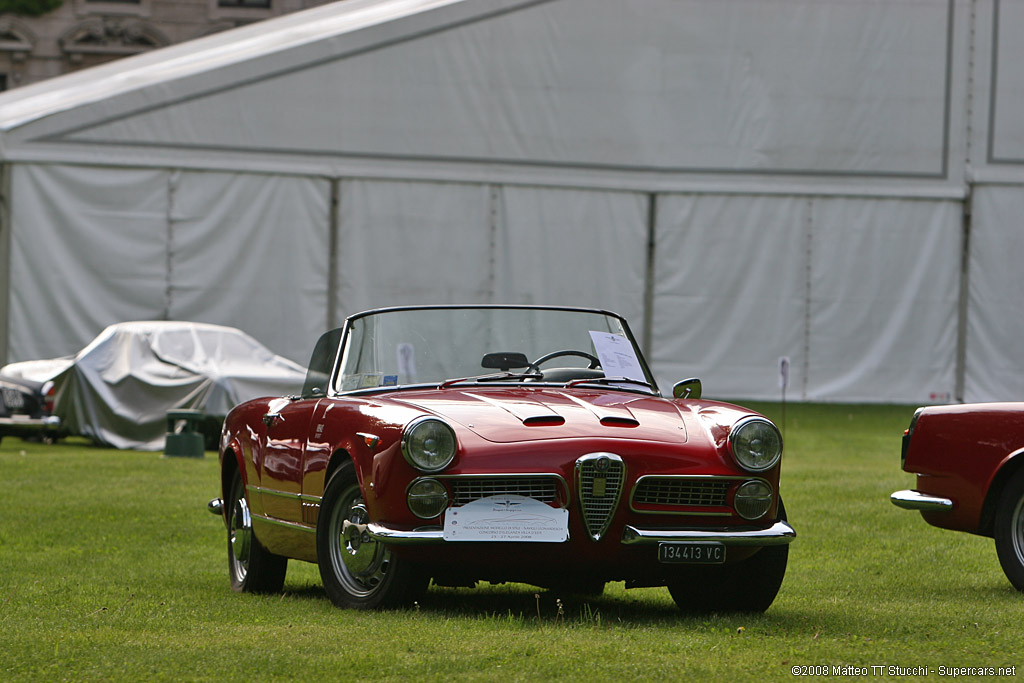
[317,460,428,609]
[227,468,287,594]
[667,499,789,614]
[994,468,1024,592]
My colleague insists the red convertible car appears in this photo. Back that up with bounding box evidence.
[208,305,795,612]
[892,403,1024,591]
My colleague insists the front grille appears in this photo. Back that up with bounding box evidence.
[632,477,731,508]
[449,477,560,505]
[577,453,625,541]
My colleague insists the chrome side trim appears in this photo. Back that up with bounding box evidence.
[252,512,316,534]
[620,520,796,546]
[890,489,955,512]
[248,484,322,505]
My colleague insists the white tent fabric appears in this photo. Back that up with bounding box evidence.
[0,0,1022,415]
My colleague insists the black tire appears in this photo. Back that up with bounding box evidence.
[316,460,429,609]
[994,469,1024,592]
[667,500,790,614]
[227,468,287,593]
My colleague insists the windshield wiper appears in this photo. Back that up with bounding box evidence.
[563,376,656,391]
[439,371,542,388]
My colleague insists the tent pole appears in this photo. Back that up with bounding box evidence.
[641,192,657,358]
[954,186,972,403]
[0,163,10,366]
[326,178,340,330]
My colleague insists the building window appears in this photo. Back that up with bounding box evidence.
[218,0,270,7]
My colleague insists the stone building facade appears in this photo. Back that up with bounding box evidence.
[0,0,335,90]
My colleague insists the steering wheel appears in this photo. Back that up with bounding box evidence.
[526,350,601,375]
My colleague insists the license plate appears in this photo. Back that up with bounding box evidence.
[2,388,24,409]
[658,542,725,564]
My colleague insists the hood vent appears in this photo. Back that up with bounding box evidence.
[576,453,625,541]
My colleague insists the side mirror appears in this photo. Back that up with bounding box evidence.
[672,378,702,400]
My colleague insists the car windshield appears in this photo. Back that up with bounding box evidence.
[334,307,656,394]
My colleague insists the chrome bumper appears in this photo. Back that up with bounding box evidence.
[890,489,954,512]
[366,519,796,546]
[620,520,796,546]
[0,414,62,435]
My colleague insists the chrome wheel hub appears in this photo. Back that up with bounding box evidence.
[329,489,391,596]
[1012,496,1024,566]
[230,496,252,577]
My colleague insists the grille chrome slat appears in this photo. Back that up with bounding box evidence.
[576,453,625,541]
[449,477,560,505]
[633,478,731,507]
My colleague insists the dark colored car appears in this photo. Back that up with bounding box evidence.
[0,373,61,445]
[892,403,1024,592]
[209,305,796,612]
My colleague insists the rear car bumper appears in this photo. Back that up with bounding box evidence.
[890,489,954,512]
[366,519,796,546]
[0,415,62,440]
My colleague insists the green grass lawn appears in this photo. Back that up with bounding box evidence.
[1,403,1020,681]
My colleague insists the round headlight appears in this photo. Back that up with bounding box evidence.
[401,417,457,473]
[734,479,773,520]
[407,478,449,519]
[729,417,783,472]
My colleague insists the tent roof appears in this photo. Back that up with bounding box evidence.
[0,0,969,196]
[0,0,476,131]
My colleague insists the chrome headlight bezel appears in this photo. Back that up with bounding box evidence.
[406,477,450,519]
[734,479,773,520]
[729,417,783,472]
[401,416,457,473]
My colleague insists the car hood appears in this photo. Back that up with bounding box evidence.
[389,387,692,444]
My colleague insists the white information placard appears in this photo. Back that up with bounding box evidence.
[443,495,568,542]
[589,331,647,382]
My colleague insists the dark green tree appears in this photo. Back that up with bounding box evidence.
[0,0,63,17]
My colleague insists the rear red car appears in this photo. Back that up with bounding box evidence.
[892,403,1024,591]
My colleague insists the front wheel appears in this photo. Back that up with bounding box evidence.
[227,468,287,593]
[994,469,1024,592]
[667,500,789,613]
[316,461,428,609]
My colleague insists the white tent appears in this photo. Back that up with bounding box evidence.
[0,0,1021,404]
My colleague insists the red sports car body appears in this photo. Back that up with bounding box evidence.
[892,403,1024,591]
[209,306,795,612]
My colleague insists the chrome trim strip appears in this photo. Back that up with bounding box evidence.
[248,485,321,505]
[252,513,316,534]
[890,489,954,512]
[367,523,445,544]
[620,520,796,546]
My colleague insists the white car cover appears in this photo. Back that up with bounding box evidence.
[1,321,306,450]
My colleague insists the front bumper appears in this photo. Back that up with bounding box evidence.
[890,489,954,512]
[365,519,796,546]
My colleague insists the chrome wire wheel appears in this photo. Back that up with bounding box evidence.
[226,467,287,594]
[1011,495,1024,568]
[995,469,1024,592]
[229,489,252,584]
[317,460,429,609]
[325,484,392,597]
